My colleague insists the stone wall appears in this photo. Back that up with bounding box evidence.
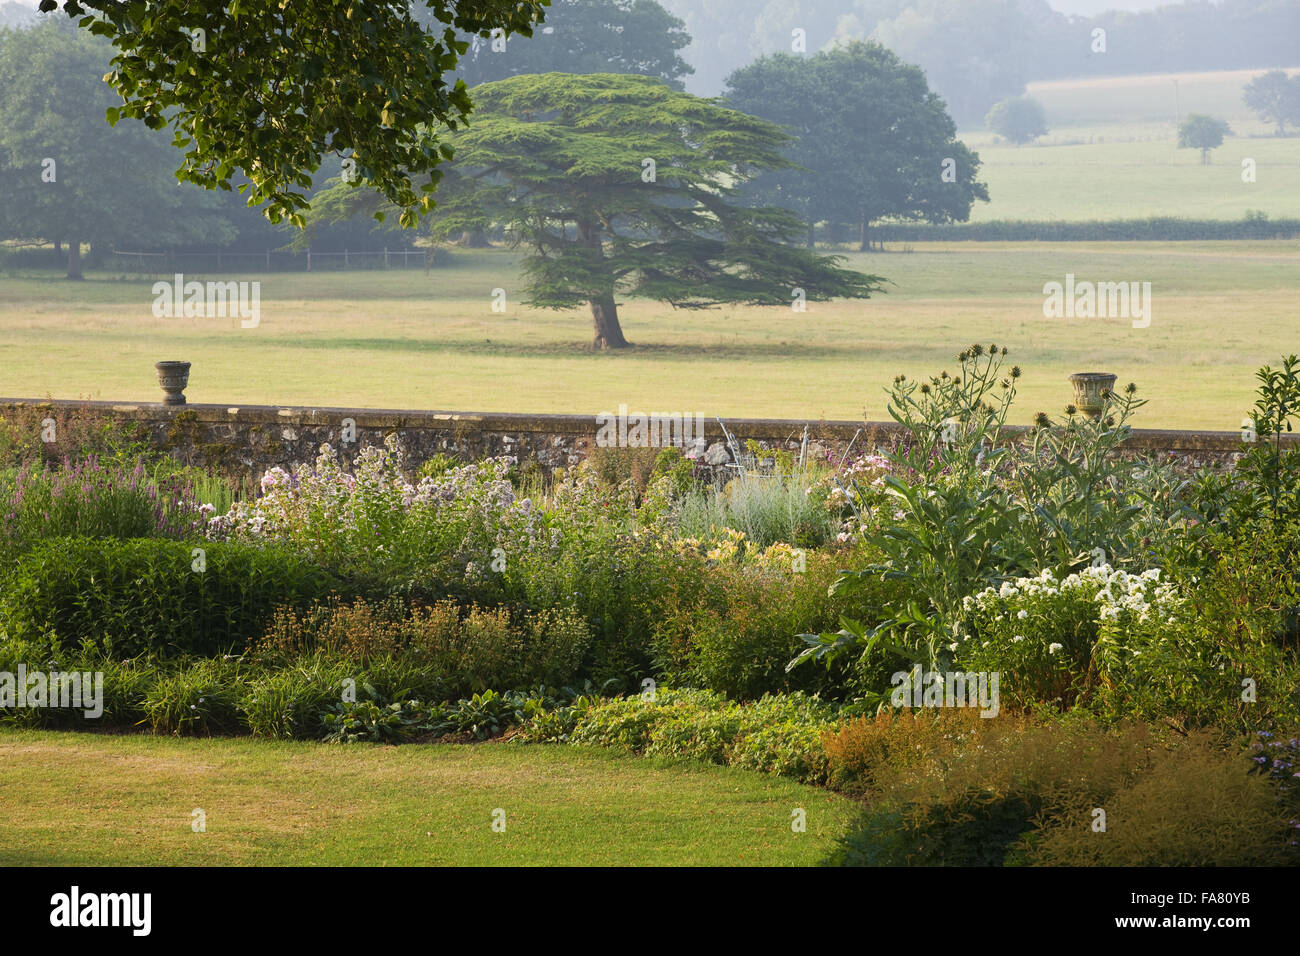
[1,397,1290,483]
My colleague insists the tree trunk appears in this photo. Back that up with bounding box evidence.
[1201,148,1210,166]
[54,238,62,256]
[576,216,630,349]
[66,236,83,280]
[457,228,490,248]
[807,215,815,250]
[858,212,869,252]
[591,294,629,349]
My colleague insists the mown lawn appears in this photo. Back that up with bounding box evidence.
[2,241,1298,429]
[0,730,858,866]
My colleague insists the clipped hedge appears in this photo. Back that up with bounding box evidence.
[0,536,337,657]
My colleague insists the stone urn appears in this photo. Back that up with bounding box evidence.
[1069,372,1117,419]
[155,361,191,405]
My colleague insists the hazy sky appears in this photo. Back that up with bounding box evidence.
[1047,0,1177,12]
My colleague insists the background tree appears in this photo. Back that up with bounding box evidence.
[415,0,695,248]
[868,0,1033,128]
[725,41,988,251]
[40,0,551,227]
[1178,114,1232,166]
[1243,70,1300,136]
[312,73,885,348]
[0,21,234,278]
[663,0,1300,101]
[442,0,693,90]
[985,96,1049,145]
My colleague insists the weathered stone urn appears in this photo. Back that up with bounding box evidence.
[155,361,191,405]
[1069,372,1117,418]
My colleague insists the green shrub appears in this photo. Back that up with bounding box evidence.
[570,692,677,752]
[821,708,1013,796]
[674,470,840,549]
[1023,735,1294,866]
[730,693,837,783]
[256,597,591,698]
[240,654,354,739]
[358,655,446,704]
[961,565,1185,711]
[0,404,155,472]
[416,453,461,482]
[0,633,157,730]
[1092,520,1300,730]
[0,459,209,561]
[825,722,1295,866]
[583,445,661,495]
[0,537,336,657]
[141,658,248,735]
[570,688,834,784]
[441,689,526,740]
[643,699,743,764]
[93,658,156,728]
[649,547,884,701]
[521,607,592,688]
[504,474,696,687]
[321,693,441,744]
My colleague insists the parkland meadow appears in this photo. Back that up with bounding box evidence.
[963,68,1300,221]
[2,241,1296,429]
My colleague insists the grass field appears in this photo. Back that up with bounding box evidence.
[1025,67,1300,135]
[965,137,1300,222]
[0,730,857,866]
[957,67,1300,221]
[2,242,1296,429]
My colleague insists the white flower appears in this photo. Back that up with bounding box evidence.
[1012,635,1024,643]
[1016,609,1028,620]
[1048,643,1063,655]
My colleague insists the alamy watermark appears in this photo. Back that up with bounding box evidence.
[594,403,706,450]
[890,665,1000,718]
[152,273,260,328]
[0,665,103,718]
[1042,273,1151,328]
[49,886,150,936]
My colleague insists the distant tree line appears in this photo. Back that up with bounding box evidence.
[659,0,1300,125]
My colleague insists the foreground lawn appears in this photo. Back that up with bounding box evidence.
[0,730,857,866]
[2,241,1298,428]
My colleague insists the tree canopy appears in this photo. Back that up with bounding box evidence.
[725,41,988,251]
[310,73,885,349]
[0,20,234,278]
[1242,70,1300,136]
[443,0,693,90]
[39,0,552,227]
[985,96,1048,145]
[1178,114,1231,166]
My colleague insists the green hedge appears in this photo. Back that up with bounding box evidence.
[870,215,1300,243]
[0,537,337,657]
